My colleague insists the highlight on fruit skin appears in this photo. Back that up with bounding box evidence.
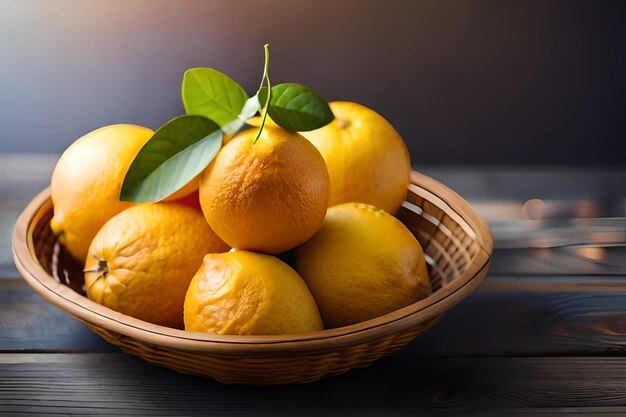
[300,101,411,215]
[50,124,153,262]
[296,202,430,329]
[84,202,229,329]
[184,250,323,335]
[198,126,330,254]
[50,124,198,263]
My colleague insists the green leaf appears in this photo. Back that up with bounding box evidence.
[120,115,223,202]
[181,68,249,128]
[263,83,334,132]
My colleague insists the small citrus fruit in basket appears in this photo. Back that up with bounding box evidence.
[84,203,229,329]
[199,126,330,254]
[184,250,323,335]
[296,202,430,329]
[50,124,197,262]
[300,101,411,215]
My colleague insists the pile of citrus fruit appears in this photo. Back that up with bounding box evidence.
[49,49,430,335]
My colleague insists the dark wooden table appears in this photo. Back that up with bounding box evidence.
[2,156,626,416]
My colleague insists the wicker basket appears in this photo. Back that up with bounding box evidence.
[13,171,492,385]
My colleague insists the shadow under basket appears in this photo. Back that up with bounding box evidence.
[13,171,492,386]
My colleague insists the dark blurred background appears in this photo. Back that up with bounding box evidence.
[1,0,624,164]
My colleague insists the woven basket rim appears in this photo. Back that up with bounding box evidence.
[13,171,492,355]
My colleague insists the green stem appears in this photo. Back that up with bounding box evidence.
[261,44,270,89]
[254,44,271,144]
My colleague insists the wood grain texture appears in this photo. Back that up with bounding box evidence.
[0,280,113,352]
[488,246,626,276]
[2,353,626,416]
[0,154,54,279]
[420,166,626,217]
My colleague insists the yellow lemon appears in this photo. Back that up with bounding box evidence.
[301,101,411,215]
[50,124,197,262]
[84,203,229,329]
[296,203,430,328]
[199,126,330,254]
[184,250,323,335]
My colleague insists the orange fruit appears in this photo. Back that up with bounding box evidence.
[300,101,411,214]
[50,124,197,262]
[296,203,430,328]
[84,203,228,329]
[184,250,323,335]
[199,126,330,254]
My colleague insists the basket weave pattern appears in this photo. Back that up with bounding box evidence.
[14,171,492,385]
[86,318,439,384]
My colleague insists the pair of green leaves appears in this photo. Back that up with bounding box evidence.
[183,70,335,136]
[120,45,334,202]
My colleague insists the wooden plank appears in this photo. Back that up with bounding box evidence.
[414,284,626,356]
[2,353,626,415]
[0,210,21,278]
[0,154,54,279]
[3,278,626,356]
[421,166,626,214]
[0,280,113,352]
[488,247,626,276]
